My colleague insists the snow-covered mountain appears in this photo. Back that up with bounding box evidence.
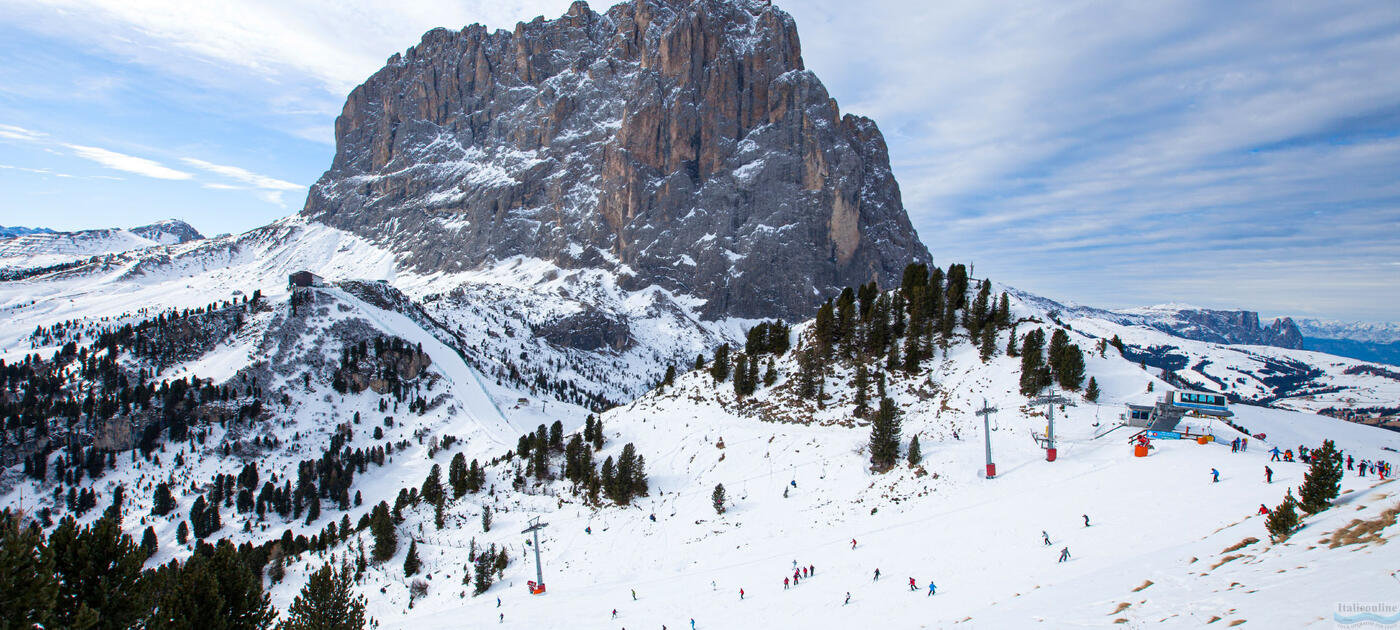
[1,0,1394,627]
[3,261,1397,629]
[0,225,55,238]
[304,0,928,321]
[0,218,203,274]
[1296,318,1400,344]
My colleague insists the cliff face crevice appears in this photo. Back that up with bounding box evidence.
[305,0,928,320]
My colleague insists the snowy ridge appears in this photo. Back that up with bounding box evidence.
[0,219,203,271]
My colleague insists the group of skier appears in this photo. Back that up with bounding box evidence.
[782,561,817,589]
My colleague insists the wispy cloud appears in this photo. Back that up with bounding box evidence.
[0,124,48,142]
[62,143,192,180]
[182,157,303,206]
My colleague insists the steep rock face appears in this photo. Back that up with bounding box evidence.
[303,0,928,320]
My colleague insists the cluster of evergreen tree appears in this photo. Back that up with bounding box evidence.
[448,452,486,497]
[1017,328,1087,395]
[1265,440,1344,541]
[470,542,509,595]
[744,320,791,356]
[0,504,283,630]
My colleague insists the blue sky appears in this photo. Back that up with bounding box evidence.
[1,0,1397,321]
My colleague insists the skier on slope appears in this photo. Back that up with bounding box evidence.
[1059,547,1071,563]
[739,588,744,600]
[909,577,917,592]
[784,577,789,590]
[873,568,881,581]
[809,564,815,576]
[1042,531,1051,546]
[928,582,937,596]
[1258,504,1269,515]
[612,609,618,619]
[632,588,637,600]
[1211,468,1220,483]
[844,592,851,605]
[1265,466,1273,483]
[1083,514,1091,527]
[1270,447,1281,461]
[851,539,858,550]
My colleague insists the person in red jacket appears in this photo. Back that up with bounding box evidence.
[909,577,917,591]
[1258,504,1269,515]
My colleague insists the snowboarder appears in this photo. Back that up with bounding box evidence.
[1270,447,1281,461]
[1059,547,1071,563]
[1083,514,1091,527]
[844,592,851,605]
[873,568,881,581]
[739,588,744,600]
[1211,468,1220,483]
[1265,466,1273,483]
[1042,531,1051,546]
[928,582,937,596]
[690,618,695,629]
[909,577,917,592]
[1258,504,1269,515]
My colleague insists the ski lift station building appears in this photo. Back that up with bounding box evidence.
[1126,389,1231,432]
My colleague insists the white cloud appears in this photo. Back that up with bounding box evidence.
[63,143,193,180]
[182,157,304,206]
[0,124,48,142]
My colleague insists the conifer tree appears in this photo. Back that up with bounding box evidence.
[868,397,902,472]
[481,507,492,533]
[1298,440,1344,514]
[0,510,57,629]
[1006,325,1019,357]
[662,365,676,387]
[710,344,731,382]
[591,417,606,450]
[403,540,420,576]
[140,526,158,559]
[1019,329,1048,396]
[278,563,367,630]
[732,353,749,398]
[907,435,922,466]
[712,483,727,514]
[449,453,468,499]
[853,363,870,418]
[152,482,176,516]
[694,353,705,370]
[746,353,759,392]
[1084,377,1100,402]
[369,502,396,563]
[1055,344,1086,390]
[47,515,148,630]
[996,292,1011,327]
[421,464,444,507]
[1265,490,1301,542]
[763,358,777,387]
[979,322,996,362]
[472,548,495,595]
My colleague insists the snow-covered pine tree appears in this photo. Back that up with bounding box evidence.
[1298,440,1343,514]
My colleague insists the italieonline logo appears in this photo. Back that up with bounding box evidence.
[1335,602,1400,628]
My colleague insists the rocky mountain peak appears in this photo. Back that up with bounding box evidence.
[303,0,928,320]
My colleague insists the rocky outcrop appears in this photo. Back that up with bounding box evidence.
[303,0,928,320]
[1152,309,1304,349]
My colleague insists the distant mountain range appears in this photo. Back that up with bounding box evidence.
[0,225,56,238]
[0,219,203,274]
